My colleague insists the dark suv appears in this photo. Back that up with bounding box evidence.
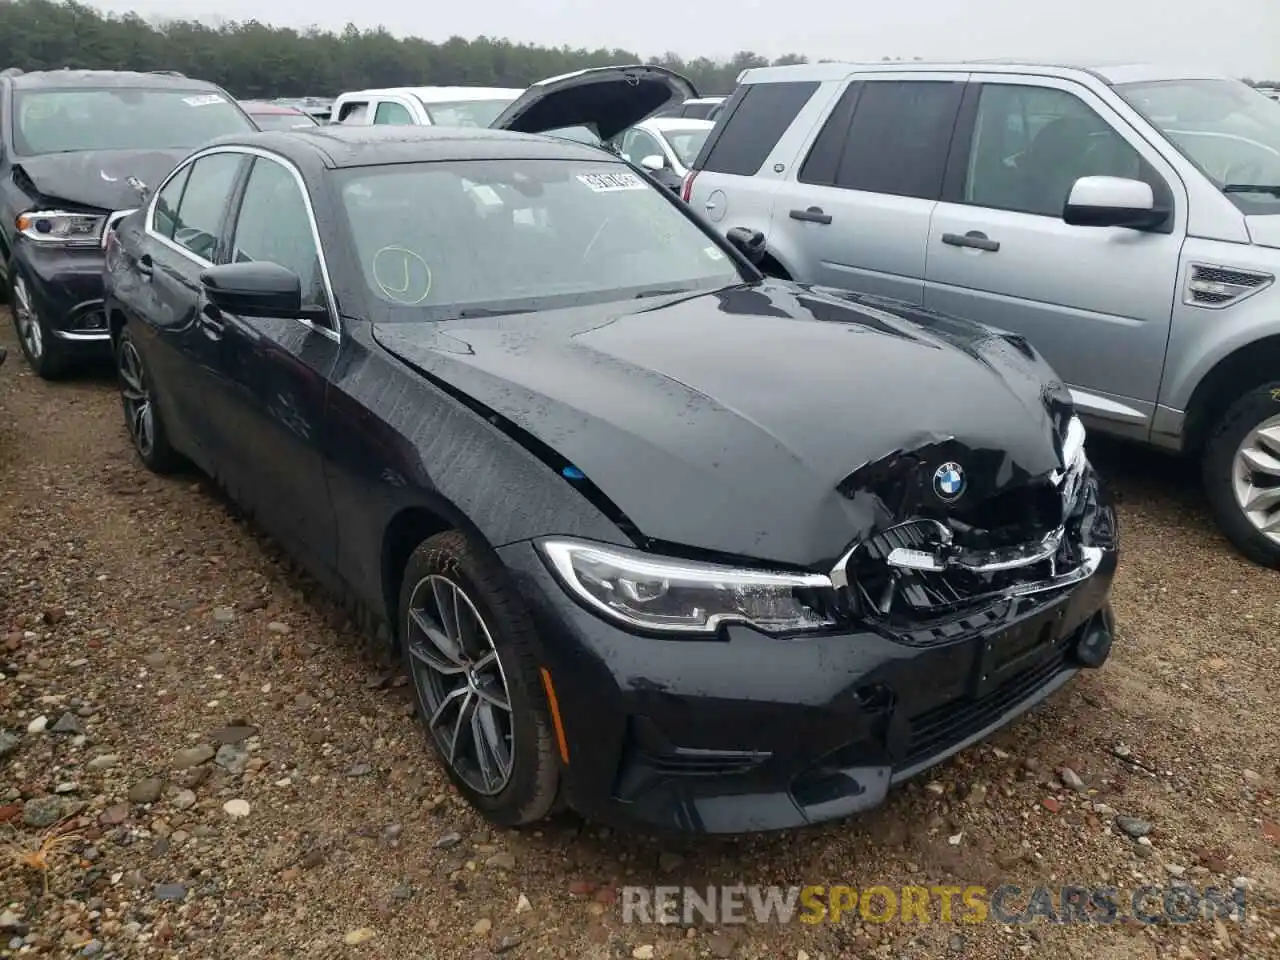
[0,68,255,378]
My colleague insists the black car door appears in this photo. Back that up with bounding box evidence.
[133,151,249,474]
[203,152,340,574]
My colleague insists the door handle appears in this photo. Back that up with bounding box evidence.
[198,305,224,339]
[135,253,153,278]
[942,231,1000,252]
[789,206,833,225]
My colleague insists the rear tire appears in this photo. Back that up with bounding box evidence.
[398,530,561,826]
[117,325,182,474]
[1201,381,1280,568]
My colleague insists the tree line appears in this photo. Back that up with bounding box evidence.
[0,0,810,98]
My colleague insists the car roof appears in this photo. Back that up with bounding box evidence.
[203,124,623,169]
[335,86,524,103]
[640,117,715,133]
[6,68,221,90]
[736,60,1234,86]
[240,100,305,114]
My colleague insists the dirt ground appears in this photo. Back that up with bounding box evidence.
[1,313,1278,960]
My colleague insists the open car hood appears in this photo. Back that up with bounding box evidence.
[489,65,697,142]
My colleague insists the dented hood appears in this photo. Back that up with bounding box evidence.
[372,282,1076,569]
[490,65,696,142]
[9,148,189,212]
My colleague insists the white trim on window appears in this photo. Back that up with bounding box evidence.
[144,144,342,343]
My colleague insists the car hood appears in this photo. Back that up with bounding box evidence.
[9,148,189,212]
[1245,213,1280,249]
[490,65,697,142]
[372,283,1077,569]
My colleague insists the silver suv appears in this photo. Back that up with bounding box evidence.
[683,61,1280,568]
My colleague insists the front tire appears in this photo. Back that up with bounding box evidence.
[1202,381,1280,568]
[398,530,560,826]
[117,325,181,474]
[10,271,69,380]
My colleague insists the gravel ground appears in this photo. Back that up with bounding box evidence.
[1,313,1279,960]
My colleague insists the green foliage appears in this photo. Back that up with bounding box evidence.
[0,0,810,96]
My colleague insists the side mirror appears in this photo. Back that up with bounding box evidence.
[639,154,666,172]
[725,226,767,266]
[1063,176,1166,230]
[200,261,303,319]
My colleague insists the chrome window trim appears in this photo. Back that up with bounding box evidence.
[144,144,342,344]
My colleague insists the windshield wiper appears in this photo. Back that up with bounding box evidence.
[1222,183,1280,196]
[632,287,692,299]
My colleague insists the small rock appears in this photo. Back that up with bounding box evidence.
[1243,769,1263,786]
[87,754,119,771]
[948,832,964,846]
[210,725,258,745]
[1059,767,1086,792]
[343,927,376,946]
[173,744,216,769]
[0,732,20,758]
[215,743,249,776]
[143,652,168,668]
[172,789,197,810]
[487,852,516,871]
[22,796,64,828]
[153,883,187,902]
[99,803,130,826]
[27,716,48,734]
[633,946,656,960]
[267,622,291,634]
[391,883,413,901]
[1166,863,1186,877]
[80,940,103,957]
[948,933,965,953]
[495,935,522,953]
[706,933,735,957]
[51,712,85,735]
[515,893,532,914]
[925,781,946,795]
[0,909,21,930]
[345,762,373,777]
[128,778,163,804]
[1041,797,1062,813]
[1116,815,1152,838]
[1233,876,1253,891]
[223,798,251,818]
[212,606,235,623]
[434,831,463,849]
[472,918,492,936]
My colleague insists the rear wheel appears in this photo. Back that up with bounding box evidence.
[399,530,560,826]
[1202,381,1280,568]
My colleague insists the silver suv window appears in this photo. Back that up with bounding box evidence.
[964,85,1145,217]
[698,81,818,176]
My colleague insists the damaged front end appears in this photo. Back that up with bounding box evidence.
[828,414,1117,644]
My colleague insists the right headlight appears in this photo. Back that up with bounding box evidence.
[537,537,835,635]
[16,209,106,246]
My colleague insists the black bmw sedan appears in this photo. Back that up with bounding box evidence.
[103,68,1118,834]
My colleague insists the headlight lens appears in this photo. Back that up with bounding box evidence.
[16,210,106,245]
[538,538,836,635]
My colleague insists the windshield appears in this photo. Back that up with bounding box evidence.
[250,110,317,131]
[418,98,516,127]
[1116,78,1280,213]
[665,128,712,167]
[12,88,253,155]
[338,158,741,317]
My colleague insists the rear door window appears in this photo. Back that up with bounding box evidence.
[829,80,964,200]
[337,100,369,124]
[698,81,819,176]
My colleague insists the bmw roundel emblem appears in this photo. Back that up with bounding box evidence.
[932,462,966,502]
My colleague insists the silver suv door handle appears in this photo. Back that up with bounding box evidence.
[789,206,833,225]
[942,231,1000,252]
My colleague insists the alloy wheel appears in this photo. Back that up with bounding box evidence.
[1232,412,1280,546]
[12,276,42,361]
[118,340,155,459]
[406,574,516,795]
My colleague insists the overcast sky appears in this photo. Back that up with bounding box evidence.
[97,0,1280,80]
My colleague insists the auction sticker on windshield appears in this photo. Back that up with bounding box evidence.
[577,171,646,192]
[183,94,226,107]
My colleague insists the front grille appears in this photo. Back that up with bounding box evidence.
[1185,264,1272,308]
[898,633,1073,770]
